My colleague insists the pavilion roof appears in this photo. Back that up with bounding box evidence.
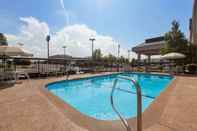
[132,37,166,55]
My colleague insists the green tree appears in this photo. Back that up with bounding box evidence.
[92,49,102,61]
[0,33,8,46]
[161,20,189,55]
[131,58,137,66]
[119,56,129,65]
[103,54,117,64]
[108,54,116,63]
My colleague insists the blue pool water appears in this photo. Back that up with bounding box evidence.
[47,73,173,120]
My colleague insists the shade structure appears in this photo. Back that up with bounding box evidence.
[0,46,33,57]
[161,52,186,60]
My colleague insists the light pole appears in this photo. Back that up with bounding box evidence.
[118,44,120,72]
[128,50,131,62]
[62,45,67,75]
[46,35,51,76]
[89,37,96,59]
[46,35,50,59]
[62,45,67,59]
[118,44,120,58]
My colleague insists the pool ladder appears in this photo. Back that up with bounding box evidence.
[110,76,142,131]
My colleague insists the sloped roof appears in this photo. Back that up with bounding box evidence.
[0,45,33,57]
[49,54,72,59]
[132,37,166,55]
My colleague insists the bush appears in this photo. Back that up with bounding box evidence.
[187,64,197,74]
[13,59,31,65]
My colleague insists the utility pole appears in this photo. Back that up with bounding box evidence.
[89,37,96,59]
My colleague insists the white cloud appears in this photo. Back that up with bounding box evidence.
[49,24,130,58]
[6,16,136,59]
[6,17,49,57]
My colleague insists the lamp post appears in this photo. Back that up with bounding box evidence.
[46,35,51,76]
[89,37,96,59]
[128,50,131,62]
[118,44,120,72]
[46,35,50,59]
[62,45,67,75]
[118,44,120,58]
[62,45,67,59]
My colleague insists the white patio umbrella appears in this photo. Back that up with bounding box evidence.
[161,52,186,60]
[0,46,33,57]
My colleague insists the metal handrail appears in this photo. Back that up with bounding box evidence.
[110,75,142,131]
[111,79,132,131]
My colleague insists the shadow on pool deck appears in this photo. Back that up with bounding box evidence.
[0,73,196,131]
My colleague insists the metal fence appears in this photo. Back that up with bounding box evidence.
[0,57,133,80]
[0,56,173,82]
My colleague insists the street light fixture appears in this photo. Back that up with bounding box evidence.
[89,37,96,59]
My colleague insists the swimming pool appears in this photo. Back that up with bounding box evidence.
[47,73,173,120]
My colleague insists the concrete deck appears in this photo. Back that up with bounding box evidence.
[0,73,196,131]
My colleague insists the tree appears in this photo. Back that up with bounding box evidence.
[13,59,31,65]
[92,49,102,61]
[103,54,116,64]
[119,56,129,65]
[108,54,116,63]
[0,33,8,46]
[161,20,189,55]
[131,58,137,66]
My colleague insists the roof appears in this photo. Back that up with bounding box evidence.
[132,36,166,55]
[145,36,164,43]
[0,45,33,57]
[49,54,72,59]
[133,40,165,48]
[49,54,89,61]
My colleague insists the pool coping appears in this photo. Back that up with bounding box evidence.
[46,72,172,87]
[40,72,176,131]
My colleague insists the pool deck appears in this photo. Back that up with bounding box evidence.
[0,72,196,131]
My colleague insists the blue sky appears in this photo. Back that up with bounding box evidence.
[0,0,193,57]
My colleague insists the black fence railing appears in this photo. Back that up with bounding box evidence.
[0,56,175,81]
[0,57,134,79]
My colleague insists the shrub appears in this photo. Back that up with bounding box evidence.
[187,64,197,74]
[13,59,31,65]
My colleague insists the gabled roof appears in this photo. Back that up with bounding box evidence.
[132,36,165,55]
[0,45,33,57]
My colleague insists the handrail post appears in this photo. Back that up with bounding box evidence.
[110,75,142,131]
[133,79,142,131]
[111,79,131,131]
